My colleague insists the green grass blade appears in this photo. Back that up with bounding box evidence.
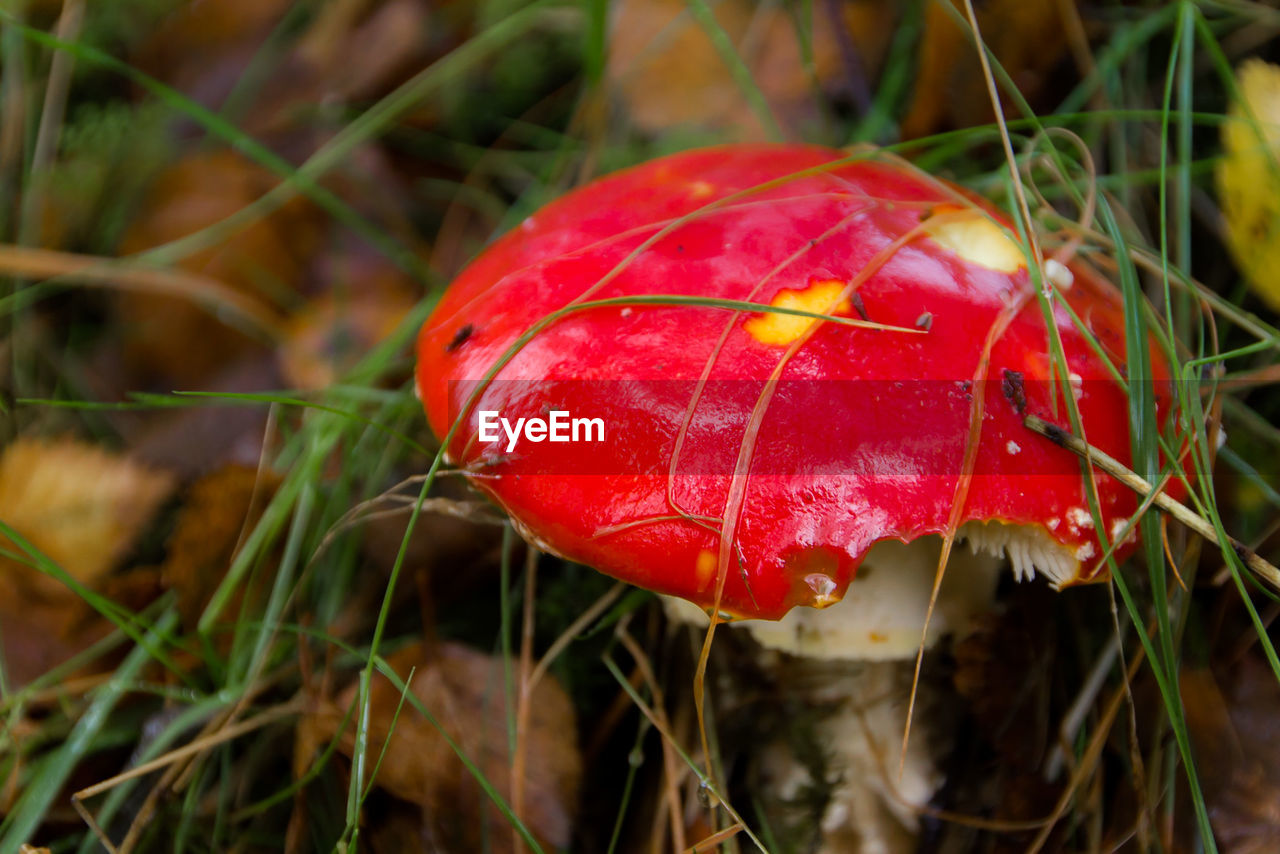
[0,610,179,850]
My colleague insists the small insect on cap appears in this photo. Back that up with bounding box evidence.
[416,144,1177,621]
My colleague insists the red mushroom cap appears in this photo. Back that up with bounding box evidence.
[416,144,1177,620]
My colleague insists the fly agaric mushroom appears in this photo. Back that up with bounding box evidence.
[417,144,1171,611]
[415,144,1177,846]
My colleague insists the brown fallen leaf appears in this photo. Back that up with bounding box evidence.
[160,464,280,631]
[279,263,418,391]
[0,437,175,605]
[300,641,581,853]
[290,0,438,110]
[0,594,110,689]
[114,150,322,386]
[131,0,296,111]
[609,0,895,139]
[0,437,173,685]
[126,354,284,477]
[1181,657,1280,853]
[228,0,443,150]
[135,0,444,153]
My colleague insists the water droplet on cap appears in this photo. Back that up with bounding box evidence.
[804,573,839,607]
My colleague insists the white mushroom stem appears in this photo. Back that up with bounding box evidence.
[753,658,943,854]
[664,523,1084,853]
[731,536,1002,660]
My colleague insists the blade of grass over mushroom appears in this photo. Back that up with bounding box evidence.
[0,610,179,852]
[921,15,1101,469]
[1023,415,1280,595]
[954,0,1055,317]
[951,7,1225,842]
[427,150,899,465]
[1175,354,1280,680]
[661,204,888,532]
[1096,190,1219,847]
[562,294,923,333]
[1112,191,1177,683]
[896,0,1091,780]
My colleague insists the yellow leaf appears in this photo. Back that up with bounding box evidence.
[1217,58,1280,312]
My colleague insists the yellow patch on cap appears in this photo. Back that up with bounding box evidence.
[922,207,1026,273]
[688,180,716,199]
[695,549,718,592]
[744,279,850,346]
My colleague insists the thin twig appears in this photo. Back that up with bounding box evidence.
[73,700,303,854]
[1023,414,1280,593]
[20,0,83,245]
[0,244,280,338]
[525,581,625,694]
[1026,638,1147,854]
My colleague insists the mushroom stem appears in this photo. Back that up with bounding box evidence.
[662,537,1002,851]
[1023,414,1280,593]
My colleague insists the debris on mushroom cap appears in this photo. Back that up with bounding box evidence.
[416,144,1179,620]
